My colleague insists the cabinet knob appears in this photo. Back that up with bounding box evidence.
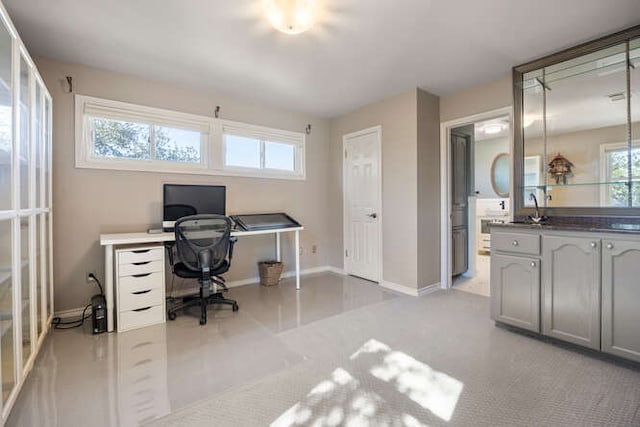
[590,242,597,248]
[606,243,613,249]
[530,261,536,267]
[512,240,519,246]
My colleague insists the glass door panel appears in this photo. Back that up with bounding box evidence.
[35,83,42,209]
[35,214,42,337]
[0,219,15,403]
[18,56,30,211]
[20,216,31,365]
[0,23,12,212]
[45,213,51,319]
[631,38,640,206]
[44,96,51,210]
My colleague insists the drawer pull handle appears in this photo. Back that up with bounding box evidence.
[132,273,152,278]
[133,306,152,312]
[512,240,519,246]
[132,289,152,295]
[132,249,151,254]
[133,261,151,266]
[530,261,536,267]
[606,243,613,249]
[132,341,152,350]
[590,242,597,248]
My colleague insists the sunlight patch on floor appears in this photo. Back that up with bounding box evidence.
[271,339,464,426]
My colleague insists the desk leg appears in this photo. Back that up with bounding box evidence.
[276,232,281,262]
[295,230,300,290]
[105,244,114,332]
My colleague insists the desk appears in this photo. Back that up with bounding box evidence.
[100,226,303,332]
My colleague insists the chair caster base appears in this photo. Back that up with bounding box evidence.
[232,303,239,312]
[199,317,206,325]
[168,312,177,321]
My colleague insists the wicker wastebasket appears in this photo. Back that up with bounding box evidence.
[258,261,283,286]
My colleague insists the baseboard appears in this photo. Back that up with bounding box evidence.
[380,281,420,296]
[418,282,441,296]
[325,266,345,275]
[379,281,441,297]
[53,306,92,319]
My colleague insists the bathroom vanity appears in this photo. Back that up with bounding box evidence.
[490,25,640,364]
[491,222,640,363]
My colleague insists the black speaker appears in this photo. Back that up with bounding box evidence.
[91,294,107,334]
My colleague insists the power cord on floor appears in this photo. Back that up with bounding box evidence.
[51,303,91,329]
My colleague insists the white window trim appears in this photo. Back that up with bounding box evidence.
[599,140,640,207]
[75,95,306,180]
[220,119,306,180]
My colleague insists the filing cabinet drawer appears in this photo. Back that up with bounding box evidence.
[492,231,540,255]
[119,272,163,294]
[119,305,164,332]
[118,248,164,264]
[118,260,164,277]
[119,287,164,312]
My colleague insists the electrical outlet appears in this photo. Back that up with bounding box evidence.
[312,245,317,254]
[299,246,303,256]
[86,272,96,284]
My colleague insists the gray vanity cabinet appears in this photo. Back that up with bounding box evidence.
[542,235,601,350]
[602,238,640,363]
[490,254,540,332]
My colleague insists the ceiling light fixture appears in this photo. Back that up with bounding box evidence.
[483,123,505,135]
[264,0,317,35]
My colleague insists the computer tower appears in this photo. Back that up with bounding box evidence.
[91,294,107,334]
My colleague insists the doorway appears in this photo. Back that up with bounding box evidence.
[440,108,513,296]
[343,126,382,282]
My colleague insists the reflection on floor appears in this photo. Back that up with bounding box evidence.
[8,272,640,426]
[452,254,490,297]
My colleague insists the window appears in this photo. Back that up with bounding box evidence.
[222,121,305,178]
[76,95,210,173]
[76,96,306,180]
[600,142,640,207]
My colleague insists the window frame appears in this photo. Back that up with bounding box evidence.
[75,95,306,180]
[220,120,305,179]
[75,95,211,174]
[599,140,640,206]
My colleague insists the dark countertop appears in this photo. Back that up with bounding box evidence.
[490,220,640,235]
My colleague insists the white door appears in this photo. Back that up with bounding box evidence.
[343,127,381,282]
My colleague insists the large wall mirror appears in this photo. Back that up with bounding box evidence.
[513,26,640,216]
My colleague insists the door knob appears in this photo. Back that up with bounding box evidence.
[530,261,536,267]
[367,213,377,219]
[590,242,597,248]
[512,240,519,246]
[606,243,613,249]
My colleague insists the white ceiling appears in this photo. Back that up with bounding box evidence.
[4,0,640,118]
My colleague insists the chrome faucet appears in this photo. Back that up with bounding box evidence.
[528,193,548,224]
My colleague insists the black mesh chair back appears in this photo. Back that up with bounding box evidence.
[174,215,231,273]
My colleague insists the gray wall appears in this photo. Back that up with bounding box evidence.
[440,75,512,123]
[37,57,331,312]
[417,89,441,289]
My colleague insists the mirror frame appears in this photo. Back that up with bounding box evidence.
[513,24,640,218]
[491,152,510,198]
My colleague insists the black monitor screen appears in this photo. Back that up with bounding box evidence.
[163,184,226,221]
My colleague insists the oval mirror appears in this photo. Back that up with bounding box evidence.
[491,153,510,197]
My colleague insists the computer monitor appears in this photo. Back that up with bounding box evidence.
[162,184,226,229]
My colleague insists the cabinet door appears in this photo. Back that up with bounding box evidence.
[542,235,601,349]
[490,253,540,332]
[452,228,468,276]
[602,239,640,362]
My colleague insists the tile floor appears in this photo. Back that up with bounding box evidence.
[6,272,640,426]
[452,254,490,297]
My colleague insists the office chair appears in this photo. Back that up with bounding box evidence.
[166,215,239,325]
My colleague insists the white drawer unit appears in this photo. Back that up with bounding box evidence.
[115,245,166,332]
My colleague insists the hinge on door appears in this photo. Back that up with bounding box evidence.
[345,249,348,257]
